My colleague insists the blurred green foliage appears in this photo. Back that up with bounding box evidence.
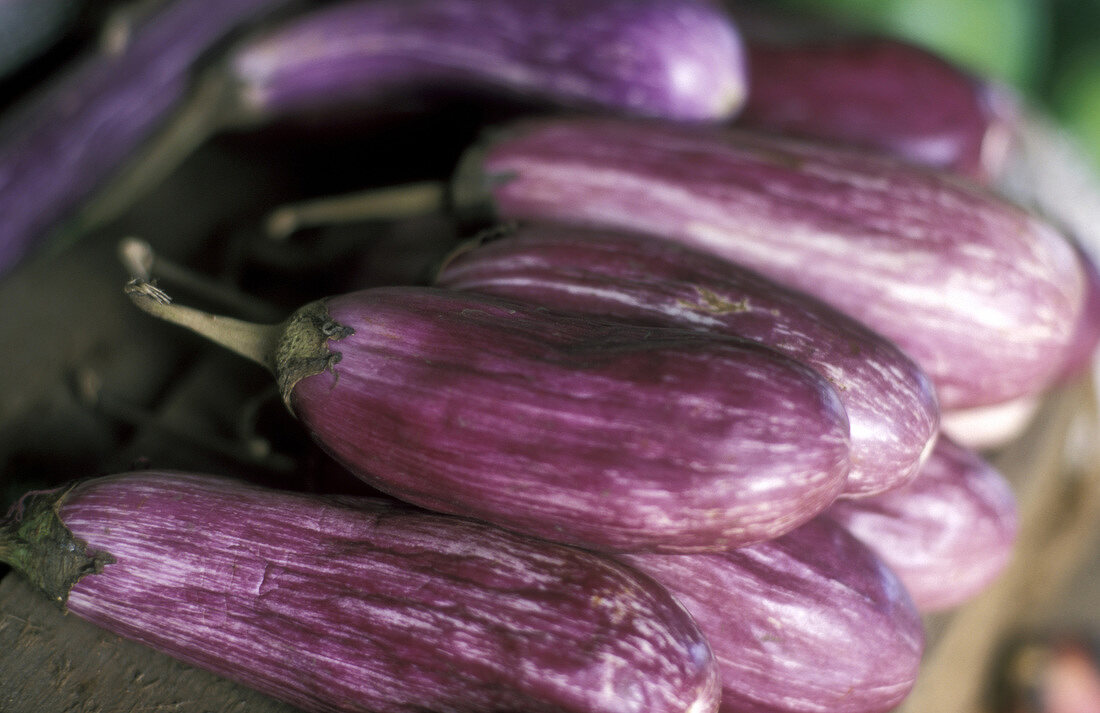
[775,0,1100,168]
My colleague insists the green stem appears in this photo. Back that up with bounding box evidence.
[119,237,283,322]
[0,484,114,608]
[124,280,353,412]
[124,279,282,373]
[265,180,449,240]
[65,69,237,239]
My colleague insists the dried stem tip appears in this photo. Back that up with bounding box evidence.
[124,278,282,373]
[123,279,354,411]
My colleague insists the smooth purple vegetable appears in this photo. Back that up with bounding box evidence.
[737,37,1013,182]
[436,223,939,497]
[0,0,299,274]
[452,117,1085,410]
[228,0,747,123]
[827,436,1018,612]
[126,281,852,553]
[0,471,720,713]
[624,516,924,713]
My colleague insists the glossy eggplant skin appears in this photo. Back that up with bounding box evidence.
[437,224,939,497]
[229,0,746,122]
[7,472,720,713]
[738,37,1012,182]
[288,286,851,553]
[623,517,924,713]
[0,0,297,275]
[457,117,1085,410]
[827,436,1018,612]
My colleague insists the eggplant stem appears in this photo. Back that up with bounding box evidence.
[119,237,283,322]
[265,180,448,240]
[68,70,235,235]
[125,279,282,373]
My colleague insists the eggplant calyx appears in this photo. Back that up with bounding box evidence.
[0,483,114,609]
[275,299,353,412]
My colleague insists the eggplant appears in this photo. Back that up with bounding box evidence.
[0,0,746,277]
[737,37,1013,182]
[125,281,852,553]
[0,0,304,275]
[827,436,1018,612]
[0,471,721,713]
[624,517,924,713]
[227,0,747,123]
[447,117,1085,410]
[436,223,938,497]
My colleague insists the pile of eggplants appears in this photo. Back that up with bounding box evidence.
[4,0,1096,712]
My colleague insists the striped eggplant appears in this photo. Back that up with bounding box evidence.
[623,516,924,713]
[0,0,746,277]
[124,281,852,553]
[737,37,1014,182]
[0,0,301,275]
[0,471,720,713]
[827,436,1018,612]
[436,223,939,497]
[448,117,1085,410]
[227,0,747,124]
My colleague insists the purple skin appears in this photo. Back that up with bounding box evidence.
[228,0,746,122]
[290,286,851,553]
[436,224,940,498]
[3,472,720,713]
[624,517,924,713]
[0,0,297,275]
[1053,241,1100,385]
[460,117,1085,410]
[826,436,1018,613]
[738,37,1013,183]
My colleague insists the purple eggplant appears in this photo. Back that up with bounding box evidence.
[228,0,747,123]
[737,37,1013,182]
[0,0,746,277]
[436,223,938,497]
[0,0,304,275]
[827,436,1018,612]
[449,117,1085,410]
[623,516,924,713]
[0,471,720,713]
[126,281,851,553]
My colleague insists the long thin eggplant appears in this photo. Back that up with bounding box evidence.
[0,0,746,277]
[227,0,747,124]
[436,223,938,497]
[624,517,924,713]
[737,37,1014,182]
[0,0,302,275]
[446,117,1085,410]
[827,436,1018,612]
[125,281,852,553]
[0,471,721,713]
